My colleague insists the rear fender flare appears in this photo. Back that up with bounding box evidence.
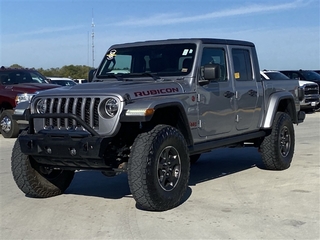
[262,92,297,128]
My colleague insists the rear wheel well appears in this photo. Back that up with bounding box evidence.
[276,99,297,123]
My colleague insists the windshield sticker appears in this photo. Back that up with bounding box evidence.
[182,49,189,56]
[106,49,117,60]
[234,72,240,79]
[182,49,193,56]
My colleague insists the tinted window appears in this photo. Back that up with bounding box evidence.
[97,43,196,79]
[201,48,227,81]
[264,72,290,80]
[291,72,300,80]
[50,80,76,86]
[0,70,48,85]
[300,71,320,80]
[232,49,253,81]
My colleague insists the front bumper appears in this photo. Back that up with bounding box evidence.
[19,112,114,170]
[19,131,112,170]
[12,101,30,125]
[297,111,305,123]
[300,95,320,109]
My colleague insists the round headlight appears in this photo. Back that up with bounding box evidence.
[36,99,47,114]
[104,98,119,117]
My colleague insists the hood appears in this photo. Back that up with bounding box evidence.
[4,83,60,93]
[37,80,185,100]
[298,80,318,87]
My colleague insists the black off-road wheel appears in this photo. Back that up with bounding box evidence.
[11,133,75,198]
[128,125,190,211]
[0,110,20,138]
[260,112,295,170]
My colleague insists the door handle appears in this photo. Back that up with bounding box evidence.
[248,89,257,97]
[224,91,234,98]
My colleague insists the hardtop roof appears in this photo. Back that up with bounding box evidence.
[0,66,38,72]
[109,38,255,49]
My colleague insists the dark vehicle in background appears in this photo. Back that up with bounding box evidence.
[260,70,290,80]
[280,70,320,89]
[261,70,319,111]
[47,77,77,86]
[0,66,59,138]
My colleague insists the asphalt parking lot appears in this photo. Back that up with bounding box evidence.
[0,113,319,240]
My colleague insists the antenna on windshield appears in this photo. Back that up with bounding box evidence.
[91,9,95,68]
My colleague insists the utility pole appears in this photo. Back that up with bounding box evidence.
[87,31,89,66]
[91,9,95,68]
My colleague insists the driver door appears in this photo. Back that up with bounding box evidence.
[197,47,235,138]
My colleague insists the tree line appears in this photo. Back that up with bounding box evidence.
[9,64,93,80]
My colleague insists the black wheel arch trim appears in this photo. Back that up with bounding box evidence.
[120,101,194,146]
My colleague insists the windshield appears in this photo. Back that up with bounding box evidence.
[96,43,196,79]
[264,72,290,80]
[0,70,49,85]
[50,80,77,86]
[300,71,320,80]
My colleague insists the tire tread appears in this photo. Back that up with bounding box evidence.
[128,125,189,211]
[261,112,294,170]
[11,132,74,198]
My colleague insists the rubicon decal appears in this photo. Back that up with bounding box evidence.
[134,88,180,97]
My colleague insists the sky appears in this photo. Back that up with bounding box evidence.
[0,0,319,70]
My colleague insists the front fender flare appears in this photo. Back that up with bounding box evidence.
[120,98,187,122]
[119,98,193,146]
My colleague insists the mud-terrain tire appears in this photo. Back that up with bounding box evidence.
[11,132,75,197]
[260,112,295,170]
[128,125,190,211]
[0,110,19,138]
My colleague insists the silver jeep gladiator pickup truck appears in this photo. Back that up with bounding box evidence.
[11,38,305,211]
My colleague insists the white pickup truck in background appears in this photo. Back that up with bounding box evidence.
[261,70,319,111]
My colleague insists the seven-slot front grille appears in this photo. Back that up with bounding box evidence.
[41,97,100,129]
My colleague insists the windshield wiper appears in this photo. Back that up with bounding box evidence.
[143,72,161,80]
[127,72,161,81]
[96,73,124,81]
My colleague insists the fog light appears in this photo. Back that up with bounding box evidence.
[69,148,77,156]
[46,147,52,154]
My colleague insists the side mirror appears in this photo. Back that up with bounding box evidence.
[298,86,305,101]
[199,64,220,86]
[204,64,220,80]
[88,69,97,82]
